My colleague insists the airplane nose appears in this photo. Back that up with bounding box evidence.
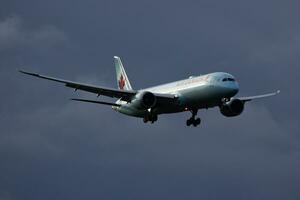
[231,87,239,95]
[227,83,239,96]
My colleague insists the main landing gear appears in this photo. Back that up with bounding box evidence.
[186,109,201,127]
[143,115,158,124]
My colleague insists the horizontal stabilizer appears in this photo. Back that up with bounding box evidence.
[71,98,121,107]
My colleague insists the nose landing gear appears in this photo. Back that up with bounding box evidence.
[186,109,201,127]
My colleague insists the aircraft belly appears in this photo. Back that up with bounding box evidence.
[178,85,221,108]
[115,98,184,117]
[153,103,184,114]
[115,104,148,118]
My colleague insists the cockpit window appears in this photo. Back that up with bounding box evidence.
[222,78,235,82]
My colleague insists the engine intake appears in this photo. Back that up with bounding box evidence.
[220,99,244,117]
[132,91,157,109]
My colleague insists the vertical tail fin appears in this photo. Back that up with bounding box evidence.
[114,56,133,90]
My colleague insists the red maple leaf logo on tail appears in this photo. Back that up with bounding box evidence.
[118,74,126,90]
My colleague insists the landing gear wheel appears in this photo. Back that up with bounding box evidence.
[192,118,201,127]
[144,115,158,124]
[186,119,192,126]
[195,118,201,125]
[186,109,201,127]
[150,115,158,123]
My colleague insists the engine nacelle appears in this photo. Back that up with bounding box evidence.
[132,91,157,109]
[220,99,244,117]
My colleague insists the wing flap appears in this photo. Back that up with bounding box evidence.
[71,98,121,107]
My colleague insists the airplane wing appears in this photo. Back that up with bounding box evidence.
[238,90,280,102]
[19,70,137,101]
[19,70,177,102]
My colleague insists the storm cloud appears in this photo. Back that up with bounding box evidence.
[1,0,300,199]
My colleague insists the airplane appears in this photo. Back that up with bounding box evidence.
[19,56,280,127]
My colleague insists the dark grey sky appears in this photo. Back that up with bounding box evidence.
[1,0,300,199]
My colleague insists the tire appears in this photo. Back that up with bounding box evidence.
[195,118,201,125]
[192,121,198,127]
[186,119,192,126]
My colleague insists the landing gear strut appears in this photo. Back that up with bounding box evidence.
[143,115,158,124]
[186,109,201,127]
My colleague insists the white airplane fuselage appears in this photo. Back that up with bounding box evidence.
[114,72,239,118]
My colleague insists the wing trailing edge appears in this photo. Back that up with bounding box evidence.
[71,98,121,107]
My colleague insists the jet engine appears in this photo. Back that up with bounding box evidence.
[132,91,157,109]
[220,99,244,117]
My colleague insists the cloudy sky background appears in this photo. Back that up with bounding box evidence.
[1,0,300,199]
